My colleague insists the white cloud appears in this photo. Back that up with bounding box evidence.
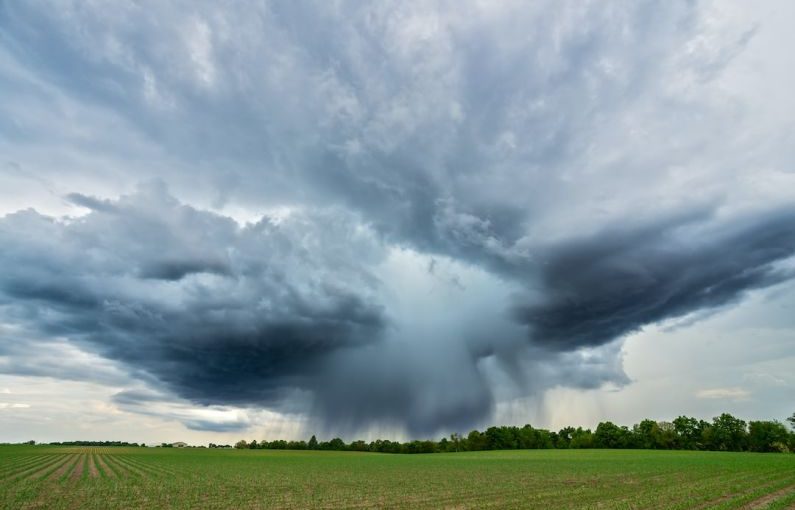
[696,388,751,400]
[0,403,30,409]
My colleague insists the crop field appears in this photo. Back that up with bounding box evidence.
[0,446,794,509]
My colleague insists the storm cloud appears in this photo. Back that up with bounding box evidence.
[2,187,794,435]
[1,1,795,436]
[0,185,387,410]
[516,208,795,350]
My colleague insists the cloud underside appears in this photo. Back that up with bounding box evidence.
[1,188,793,434]
[514,210,795,350]
[1,1,795,434]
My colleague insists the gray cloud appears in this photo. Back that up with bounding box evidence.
[1,1,795,436]
[2,188,794,437]
[111,389,255,433]
[0,186,642,436]
[515,208,795,350]
[182,419,250,433]
[0,332,132,387]
[0,185,387,411]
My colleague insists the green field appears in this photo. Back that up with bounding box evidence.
[1,446,794,509]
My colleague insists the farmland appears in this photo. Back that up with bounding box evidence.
[0,446,793,509]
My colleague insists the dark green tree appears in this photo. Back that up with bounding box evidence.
[349,440,368,451]
[709,413,748,451]
[557,427,575,449]
[308,435,318,450]
[485,426,518,450]
[535,429,555,449]
[673,416,706,450]
[517,425,539,449]
[466,430,487,451]
[569,428,594,449]
[327,437,346,450]
[748,421,790,452]
[633,419,659,449]
[594,422,632,449]
[654,422,677,449]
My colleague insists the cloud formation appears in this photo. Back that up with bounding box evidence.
[515,208,795,350]
[0,184,386,412]
[111,389,257,433]
[2,186,793,435]
[1,1,795,436]
[696,388,751,400]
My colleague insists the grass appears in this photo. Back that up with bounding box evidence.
[0,446,794,509]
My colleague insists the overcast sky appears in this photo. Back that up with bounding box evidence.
[1,1,794,444]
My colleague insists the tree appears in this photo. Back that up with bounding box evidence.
[633,419,659,449]
[450,433,462,452]
[228,410,789,455]
[569,428,594,449]
[466,430,487,451]
[594,422,632,449]
[327,437,346,450]
[517,425,539,449]
[485,426,518,450]
[535,429,555,449]
[748,421,790,452]
[654,422,677,449]
[709,413,748,451]
[672,416,703,450]
[557,427,576,449]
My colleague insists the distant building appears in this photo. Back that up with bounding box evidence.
[172,441,188,448]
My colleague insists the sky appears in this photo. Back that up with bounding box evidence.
[0,1,794,445]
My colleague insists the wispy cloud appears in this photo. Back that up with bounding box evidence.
[695,388,751,400]
[0,403,31,409]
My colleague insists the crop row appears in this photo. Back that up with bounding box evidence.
[1,448,793,509]
[0,452,174,484]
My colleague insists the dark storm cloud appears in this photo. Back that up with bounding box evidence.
[515,208,795,350]
[0,185,387,410]
[307,316,635,436]
[2,191,795,437]
[0,185,637,436]
[311,344,496,436]
[1,1,794,436]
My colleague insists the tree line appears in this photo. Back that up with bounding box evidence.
[235,412,795,454]
[47,441,145,447]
